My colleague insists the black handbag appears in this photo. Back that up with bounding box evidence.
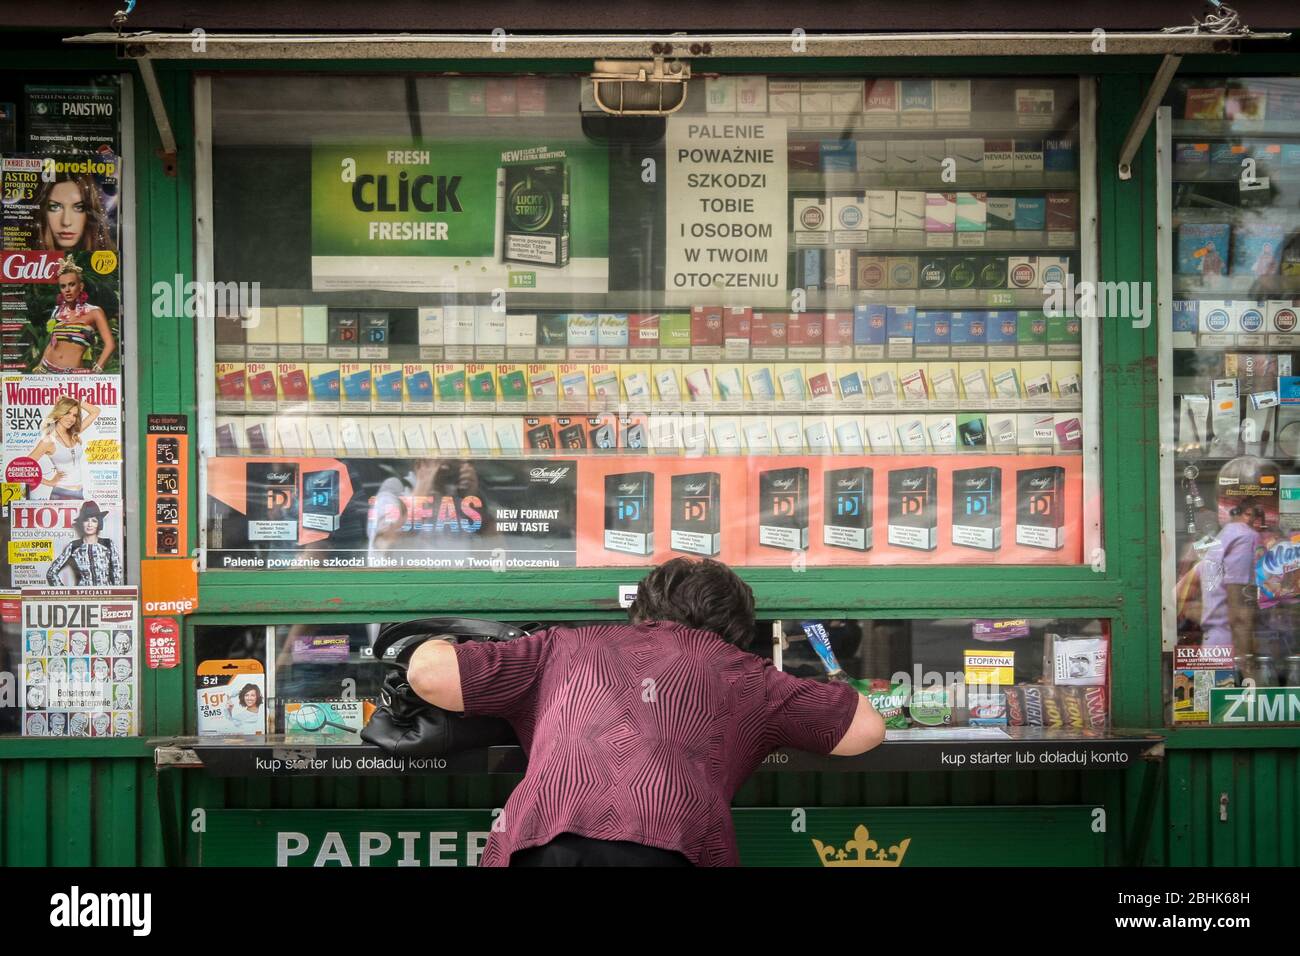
[360,617,532,757]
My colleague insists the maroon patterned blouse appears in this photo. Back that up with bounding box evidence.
[454,620,858,866]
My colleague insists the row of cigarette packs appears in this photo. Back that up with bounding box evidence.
[1171,299,1300,341]
[799,251,1074,294]
[606,464,1068,556]
[793,192,1077,239]
[214,360,1084,412]
[211,412,1084,458]
[1173,139,1300,175]
[702,77,1064,126]
[214,306,1082,354]
[790,137,1078,174]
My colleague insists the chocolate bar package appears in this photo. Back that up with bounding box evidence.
[604,472,654,556]
[758,467,810,551]
[823,467,873,551]
[951,466,1002,551]
[887,466,938,551]
[1015,465,1066,550]
[670,472,722,557]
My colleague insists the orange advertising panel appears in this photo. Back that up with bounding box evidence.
[203,454,1082,570]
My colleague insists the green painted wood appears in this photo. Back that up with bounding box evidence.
[19,761,49,865]
[1283,754,1298,867]
[1252,751,1278,867]
[63,761,93,866]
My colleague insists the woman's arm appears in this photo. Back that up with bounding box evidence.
[90,310,115,372]
[108,539,123,585]
[408,640,463,712]
[79,401,101,431]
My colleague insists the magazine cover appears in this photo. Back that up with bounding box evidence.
[1,153,122,373]
[8,498,125,588]
[2,374,122,503]
[24,83,121,156]
[19,586,138,737]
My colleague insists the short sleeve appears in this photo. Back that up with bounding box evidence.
[763,666,860,755]
[454,631,551,720]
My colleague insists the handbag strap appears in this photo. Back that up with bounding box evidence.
[373,617,529,663]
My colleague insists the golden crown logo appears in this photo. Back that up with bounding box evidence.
[812,824,911,867]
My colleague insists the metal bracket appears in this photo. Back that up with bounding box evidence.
[1090,547,1107,573]
[134,55,179,177]
[1118,54,1183,180]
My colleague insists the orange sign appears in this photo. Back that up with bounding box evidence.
[141,556,198,616]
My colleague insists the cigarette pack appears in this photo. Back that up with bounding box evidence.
[1016,465,1067,549]
[896,190,927,231]
[925,192,957,232]
[952,466,1002,551]
[671,472,722,556]
[888,466,938,551]
[370,363,404,411]
[502,152,570,266]
[832,194,870,244]
[604,472,654,556]
[758,467,810,551]
[821,465,873,548]
[987,197,1016,232]
[216,363,247,412]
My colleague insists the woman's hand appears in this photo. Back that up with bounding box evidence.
[42,469,66,487]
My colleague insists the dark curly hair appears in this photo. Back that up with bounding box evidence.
[628,557,755,648]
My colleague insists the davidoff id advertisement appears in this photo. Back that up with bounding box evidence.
[205,454,1082,570]
[205,457,580,570]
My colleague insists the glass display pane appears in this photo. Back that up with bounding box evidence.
[201,74,1095,572]
[1162,76,1300,726]
[191,616,1111,737]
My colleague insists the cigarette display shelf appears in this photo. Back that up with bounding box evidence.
[788,172,1080,190]
[1173,172,1300,184]
[154,728,1163,777]
[787,234,1079,254]
[1173,120,1300,138]
[1173,277,1300,296]
[787,118,1074,138]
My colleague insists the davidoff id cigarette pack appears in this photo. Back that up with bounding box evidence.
[302,469,341,532]
[670,472,722,556]
[888,466,938,551]
[758,467,809,551]
[604,472,654,556]
[1016,465,1066,549]
[952,466,1002,551]
[824,467,873,551]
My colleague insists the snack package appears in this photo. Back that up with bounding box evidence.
[867,678,912,729]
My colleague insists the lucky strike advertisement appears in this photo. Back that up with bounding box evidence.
[204,454,1083,570]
